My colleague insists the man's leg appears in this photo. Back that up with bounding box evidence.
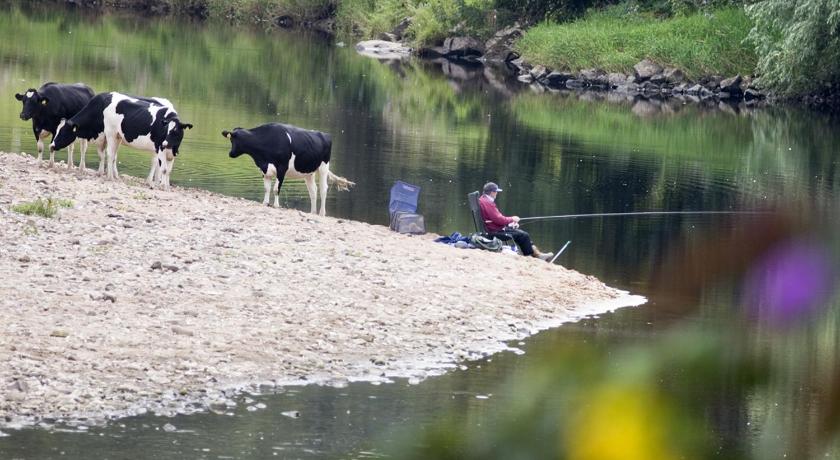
[490,229,534,256]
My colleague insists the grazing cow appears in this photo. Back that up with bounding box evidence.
[15,82,95,168]
[221,123,355,215]
[51,92,191,190]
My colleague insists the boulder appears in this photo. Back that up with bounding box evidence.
[517,73,534,84]
[529,65,548,80]
[663,67,685,84]
[686,84,703,95]
[634,59,663,81]
[544,71,574,88]
[720,75,743,93]
[378,32,397,42]
[355,40,412,60]
[607,73,627,87]
[391,17,412,40]
[565,79,587,89]
[744,88,764,101]
[507,57,529,72]
[649,73,667,84]
[443,36,484,59]
[418,46,447,59]
[580,68,608,85]
[483,25,524,62]
[701,75,723,89]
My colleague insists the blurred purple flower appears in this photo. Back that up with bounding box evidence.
[743,239,836,326]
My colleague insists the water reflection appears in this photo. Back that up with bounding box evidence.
[1,2,840,459]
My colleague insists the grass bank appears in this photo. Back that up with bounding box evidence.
[516,6,756,79]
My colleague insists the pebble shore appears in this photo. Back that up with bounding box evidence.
[0,152,643,429]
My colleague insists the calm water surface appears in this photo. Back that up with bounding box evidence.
[1,3,840,459]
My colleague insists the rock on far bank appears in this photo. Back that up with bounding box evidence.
[355,40,412,60]
[0,152,643,429]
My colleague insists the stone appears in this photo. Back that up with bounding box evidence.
[162,423,176,432]
[720,75,743,93]
[607,73,627,87]
[377,32,397,42]
[483,24,524,62]
[565,79,587,89]
[649,73,666,84]
[391,17,412,40]
[663,67,685,84]
[687,84,703,95]
[151,261,162,270]
[544,71,574,88]
[529,65,548,80]
[281,410,300,418]
[633,59,663,81]
[517,74,534,84]
[50,330,69,338]
[744,88,764,100]
[355,40,412,60]
[443,36,484,59]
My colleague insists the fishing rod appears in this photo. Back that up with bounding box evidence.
[518,210,768,225]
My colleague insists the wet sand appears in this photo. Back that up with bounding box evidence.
[0,152,643,429]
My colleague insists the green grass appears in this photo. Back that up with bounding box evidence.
[516,6,756,79]
[12,197,73,218]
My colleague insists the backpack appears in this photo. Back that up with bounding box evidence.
[470,233,503,252]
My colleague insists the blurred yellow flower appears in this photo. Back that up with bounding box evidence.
[565,384,682,460]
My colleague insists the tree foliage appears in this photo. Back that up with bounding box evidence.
[746,0,840,96]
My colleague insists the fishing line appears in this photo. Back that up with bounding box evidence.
[518,210,768,226]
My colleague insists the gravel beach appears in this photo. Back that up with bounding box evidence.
[0,152,643,429]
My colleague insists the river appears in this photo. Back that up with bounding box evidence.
[1,2,839,459]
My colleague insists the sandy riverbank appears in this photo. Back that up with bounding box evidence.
[0,152,644,429]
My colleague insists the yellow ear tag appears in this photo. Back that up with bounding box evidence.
[41,99,47,105]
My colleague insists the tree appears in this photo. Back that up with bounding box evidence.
[746,0,840,97]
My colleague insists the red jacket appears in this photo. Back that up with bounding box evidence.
[479,194,514,233]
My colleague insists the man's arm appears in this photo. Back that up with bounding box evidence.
[479,198,515,228]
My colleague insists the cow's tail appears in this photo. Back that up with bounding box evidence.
[327,171,355,191]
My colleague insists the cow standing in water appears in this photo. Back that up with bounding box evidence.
[222,123,354,215]
[51,92,191,190]
[15,82,95,168]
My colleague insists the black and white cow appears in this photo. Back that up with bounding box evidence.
[51,92,191,190]
[221,123,355,215]
[15,82,95,168]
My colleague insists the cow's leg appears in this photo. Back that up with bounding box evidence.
[33,123,43,161]
[38,130,51,165]
[78,139,88,172]
[303,174,317,214]
[318,163,329,217]
[163,157,174,191]
[273,178,280,207]
[147,155,159,188]
[66,142,74,169]
[105,136,119,180]
[96,138,107,176]
[262,173,273,206]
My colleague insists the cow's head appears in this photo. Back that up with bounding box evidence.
[50,119,77,152]
[15,89,48,120]
[160,115,193,156]
[221,128,245,158]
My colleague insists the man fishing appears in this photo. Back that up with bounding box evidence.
[479,182,554,261]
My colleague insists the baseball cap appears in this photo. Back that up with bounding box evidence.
[483,182,503,193]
